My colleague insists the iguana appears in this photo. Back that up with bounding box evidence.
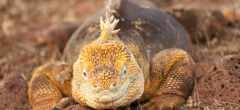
[28,0,195,109]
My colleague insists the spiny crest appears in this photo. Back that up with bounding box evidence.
[100,0,120,43]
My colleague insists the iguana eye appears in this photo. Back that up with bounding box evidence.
[121,65,127,80]
[123,70,126,74]
[83,68,88,79]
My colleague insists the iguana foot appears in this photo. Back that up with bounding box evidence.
[141,94,185,110]
[28,61,73,110]
[141,48,195,110]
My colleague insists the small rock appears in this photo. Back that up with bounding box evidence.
[2,19,15,37]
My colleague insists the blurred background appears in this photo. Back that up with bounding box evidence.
[0,0,240,109]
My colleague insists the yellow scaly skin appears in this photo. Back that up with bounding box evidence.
[28,0,195,110]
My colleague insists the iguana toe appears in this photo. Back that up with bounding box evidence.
[174,105,186,110]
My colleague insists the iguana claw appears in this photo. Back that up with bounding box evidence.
[51,105,62,110]
[51,97,73,110]
[174,105,186,110]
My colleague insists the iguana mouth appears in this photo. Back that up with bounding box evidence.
[82,80,133,109]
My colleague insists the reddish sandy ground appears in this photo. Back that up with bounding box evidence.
[0,0,240,110]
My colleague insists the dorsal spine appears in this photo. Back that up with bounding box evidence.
[100,0,120,43]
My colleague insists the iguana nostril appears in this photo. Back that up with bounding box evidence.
[110,82,117,91]
[93,83,101,92]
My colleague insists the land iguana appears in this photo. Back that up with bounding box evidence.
[28,0,195,109]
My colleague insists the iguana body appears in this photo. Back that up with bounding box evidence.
[29,0,195,109]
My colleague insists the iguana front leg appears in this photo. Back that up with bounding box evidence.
[142,48,195,110]
[28,61,73,110]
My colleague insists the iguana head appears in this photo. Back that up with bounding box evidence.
[72,4,144,109]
